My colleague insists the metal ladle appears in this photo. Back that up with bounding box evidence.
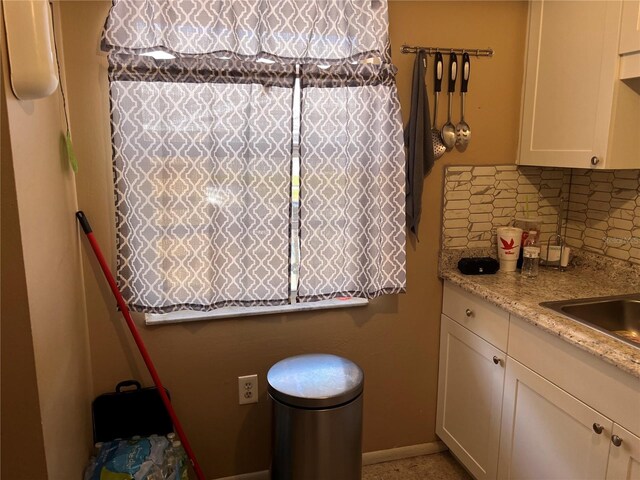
[431,52,446,160]
[455,52,471,152]
[441,52,457,151]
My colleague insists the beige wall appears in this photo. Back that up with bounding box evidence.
[59,1,527,477]
[0,4,93,478]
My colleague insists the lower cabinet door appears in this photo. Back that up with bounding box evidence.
[606,423,640,480]
[498,358,612,480]
[436,315,506,480]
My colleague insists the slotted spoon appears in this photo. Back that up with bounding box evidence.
[441,53,457,151]
[431,52,446,160]
[455,52,471,152]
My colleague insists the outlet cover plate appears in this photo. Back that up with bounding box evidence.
[238,374,258,405]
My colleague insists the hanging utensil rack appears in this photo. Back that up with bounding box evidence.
[400,44,494,58]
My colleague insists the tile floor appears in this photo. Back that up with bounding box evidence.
[362,451,472,480]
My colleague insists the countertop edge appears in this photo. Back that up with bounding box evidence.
[440,269,640,380]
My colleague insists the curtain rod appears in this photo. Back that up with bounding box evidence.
[400,44,494,58]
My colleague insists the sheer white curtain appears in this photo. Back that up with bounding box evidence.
[298,65,406,301]
[110,60,294,312]
[103,0,406,312]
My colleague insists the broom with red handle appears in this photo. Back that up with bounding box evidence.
[76,211,206,480]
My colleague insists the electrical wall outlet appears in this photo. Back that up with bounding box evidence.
[238,374,258,405]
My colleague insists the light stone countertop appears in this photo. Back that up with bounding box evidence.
[439,249,640,379]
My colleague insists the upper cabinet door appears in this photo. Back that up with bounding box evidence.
[620,1,640,55]
[518,1,630,169]
[619,1,640,79]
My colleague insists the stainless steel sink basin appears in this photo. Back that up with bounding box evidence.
[540,294,640,348]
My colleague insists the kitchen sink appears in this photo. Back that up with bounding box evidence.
[540,294,640,348]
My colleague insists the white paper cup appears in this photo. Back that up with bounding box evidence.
[496,226,523,272]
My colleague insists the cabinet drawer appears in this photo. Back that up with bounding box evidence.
[442,281,509,351]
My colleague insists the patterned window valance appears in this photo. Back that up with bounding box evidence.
[102,0,390,64]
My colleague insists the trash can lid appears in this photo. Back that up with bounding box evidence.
[267,354,364,409]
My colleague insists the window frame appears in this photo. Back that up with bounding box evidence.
[145,297,368,324]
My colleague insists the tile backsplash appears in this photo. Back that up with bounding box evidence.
[442,165,640,266]
[442,165,570,249]
[566,169,640,263]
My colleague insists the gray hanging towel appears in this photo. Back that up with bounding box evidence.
[404,50,434,239]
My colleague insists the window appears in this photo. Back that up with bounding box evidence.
[103,0,406,321]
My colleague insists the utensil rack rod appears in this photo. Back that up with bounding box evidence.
[400,44,494,58]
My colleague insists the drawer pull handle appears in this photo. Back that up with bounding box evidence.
[492,356,502,365]
[611,435,623,447]
[465,308,473,317]
[590,156,600,166]
[592,423,604,434]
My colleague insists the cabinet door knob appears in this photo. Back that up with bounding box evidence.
[592,423,604,434]
[465,308,473,317]
[590,156,600,166]
[492,356,502,365]
[611,435,623,447]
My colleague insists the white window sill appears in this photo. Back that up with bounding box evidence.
[145,297,369,325]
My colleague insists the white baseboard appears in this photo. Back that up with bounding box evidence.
[213,441,447,480]
[362,441,447,466]
[215,472,269,480]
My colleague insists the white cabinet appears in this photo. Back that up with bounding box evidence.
[620,1,640,79]
[507,314,640,437]
[437,282,509,479]
[437,281,640,480]
[518,0,640,169]
[606,424,640,479]
[499,358,640,480]
[501,316,640,479]
[436,315,505,480]
[498,358,612,479]
[620,1,640,55]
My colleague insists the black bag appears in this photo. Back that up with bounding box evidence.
[92,380,173,442]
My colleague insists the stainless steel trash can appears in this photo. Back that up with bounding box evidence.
[267,353,364,480]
